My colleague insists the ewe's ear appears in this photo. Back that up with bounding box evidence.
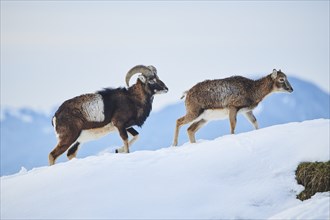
[138,75,146,83]
[271,69,278,79]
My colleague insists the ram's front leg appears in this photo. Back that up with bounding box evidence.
[116,127,139,153]
[117,127,129,153]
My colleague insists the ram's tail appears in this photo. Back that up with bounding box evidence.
[51,116,55,127]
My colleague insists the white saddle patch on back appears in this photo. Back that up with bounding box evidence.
[82,94,105,122]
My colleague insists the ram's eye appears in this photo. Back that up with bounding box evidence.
[149,79,157,84]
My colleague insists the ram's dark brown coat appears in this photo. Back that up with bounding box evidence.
[49,65,168,165]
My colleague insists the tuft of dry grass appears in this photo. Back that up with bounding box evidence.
[295,161,330,201]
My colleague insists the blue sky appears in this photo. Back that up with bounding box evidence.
[1,1,329,113]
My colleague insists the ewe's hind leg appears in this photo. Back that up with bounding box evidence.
[67,142,80,160]
[173,109,203,146]
[173,116,192,146]
[244,111,259,130]
[173,109,202,146]
[173,116,186,146]
[116,127,139,153]
[187,119,207,143]
[173,108,203,146]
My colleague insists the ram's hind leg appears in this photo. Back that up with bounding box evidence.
[49,126,80,165]
[67,142,81,160]
[187,119,207,143]
[49,138,77,165]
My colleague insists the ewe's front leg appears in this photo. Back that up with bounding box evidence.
[228,107,238,134]
[244,111,259,130]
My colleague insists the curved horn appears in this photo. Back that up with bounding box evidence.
[125,65,154,86]
[147,65,157,75]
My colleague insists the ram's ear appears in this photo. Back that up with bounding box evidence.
[271,69,278,80]
[138,75,146,83]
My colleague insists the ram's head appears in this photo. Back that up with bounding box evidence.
[126,65,168,95]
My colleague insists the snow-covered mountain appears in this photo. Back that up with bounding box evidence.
[1,77,329,175]
[1,119,329,219]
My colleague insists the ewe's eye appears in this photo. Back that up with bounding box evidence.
[279,78,285,83]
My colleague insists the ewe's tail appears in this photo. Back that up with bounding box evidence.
[180,91,188,99]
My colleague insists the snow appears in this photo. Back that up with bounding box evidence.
[269,192,330,220]
[1,119,329,219]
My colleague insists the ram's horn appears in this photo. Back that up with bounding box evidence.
[125,65,157,86]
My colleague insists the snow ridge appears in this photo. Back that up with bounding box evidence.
[1,119,329,219]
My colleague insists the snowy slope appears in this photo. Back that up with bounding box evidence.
[1,119,329,219]
[1,77,329,175]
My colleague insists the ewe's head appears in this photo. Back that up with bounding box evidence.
[126,65,169,95]
[270,69,294,93]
